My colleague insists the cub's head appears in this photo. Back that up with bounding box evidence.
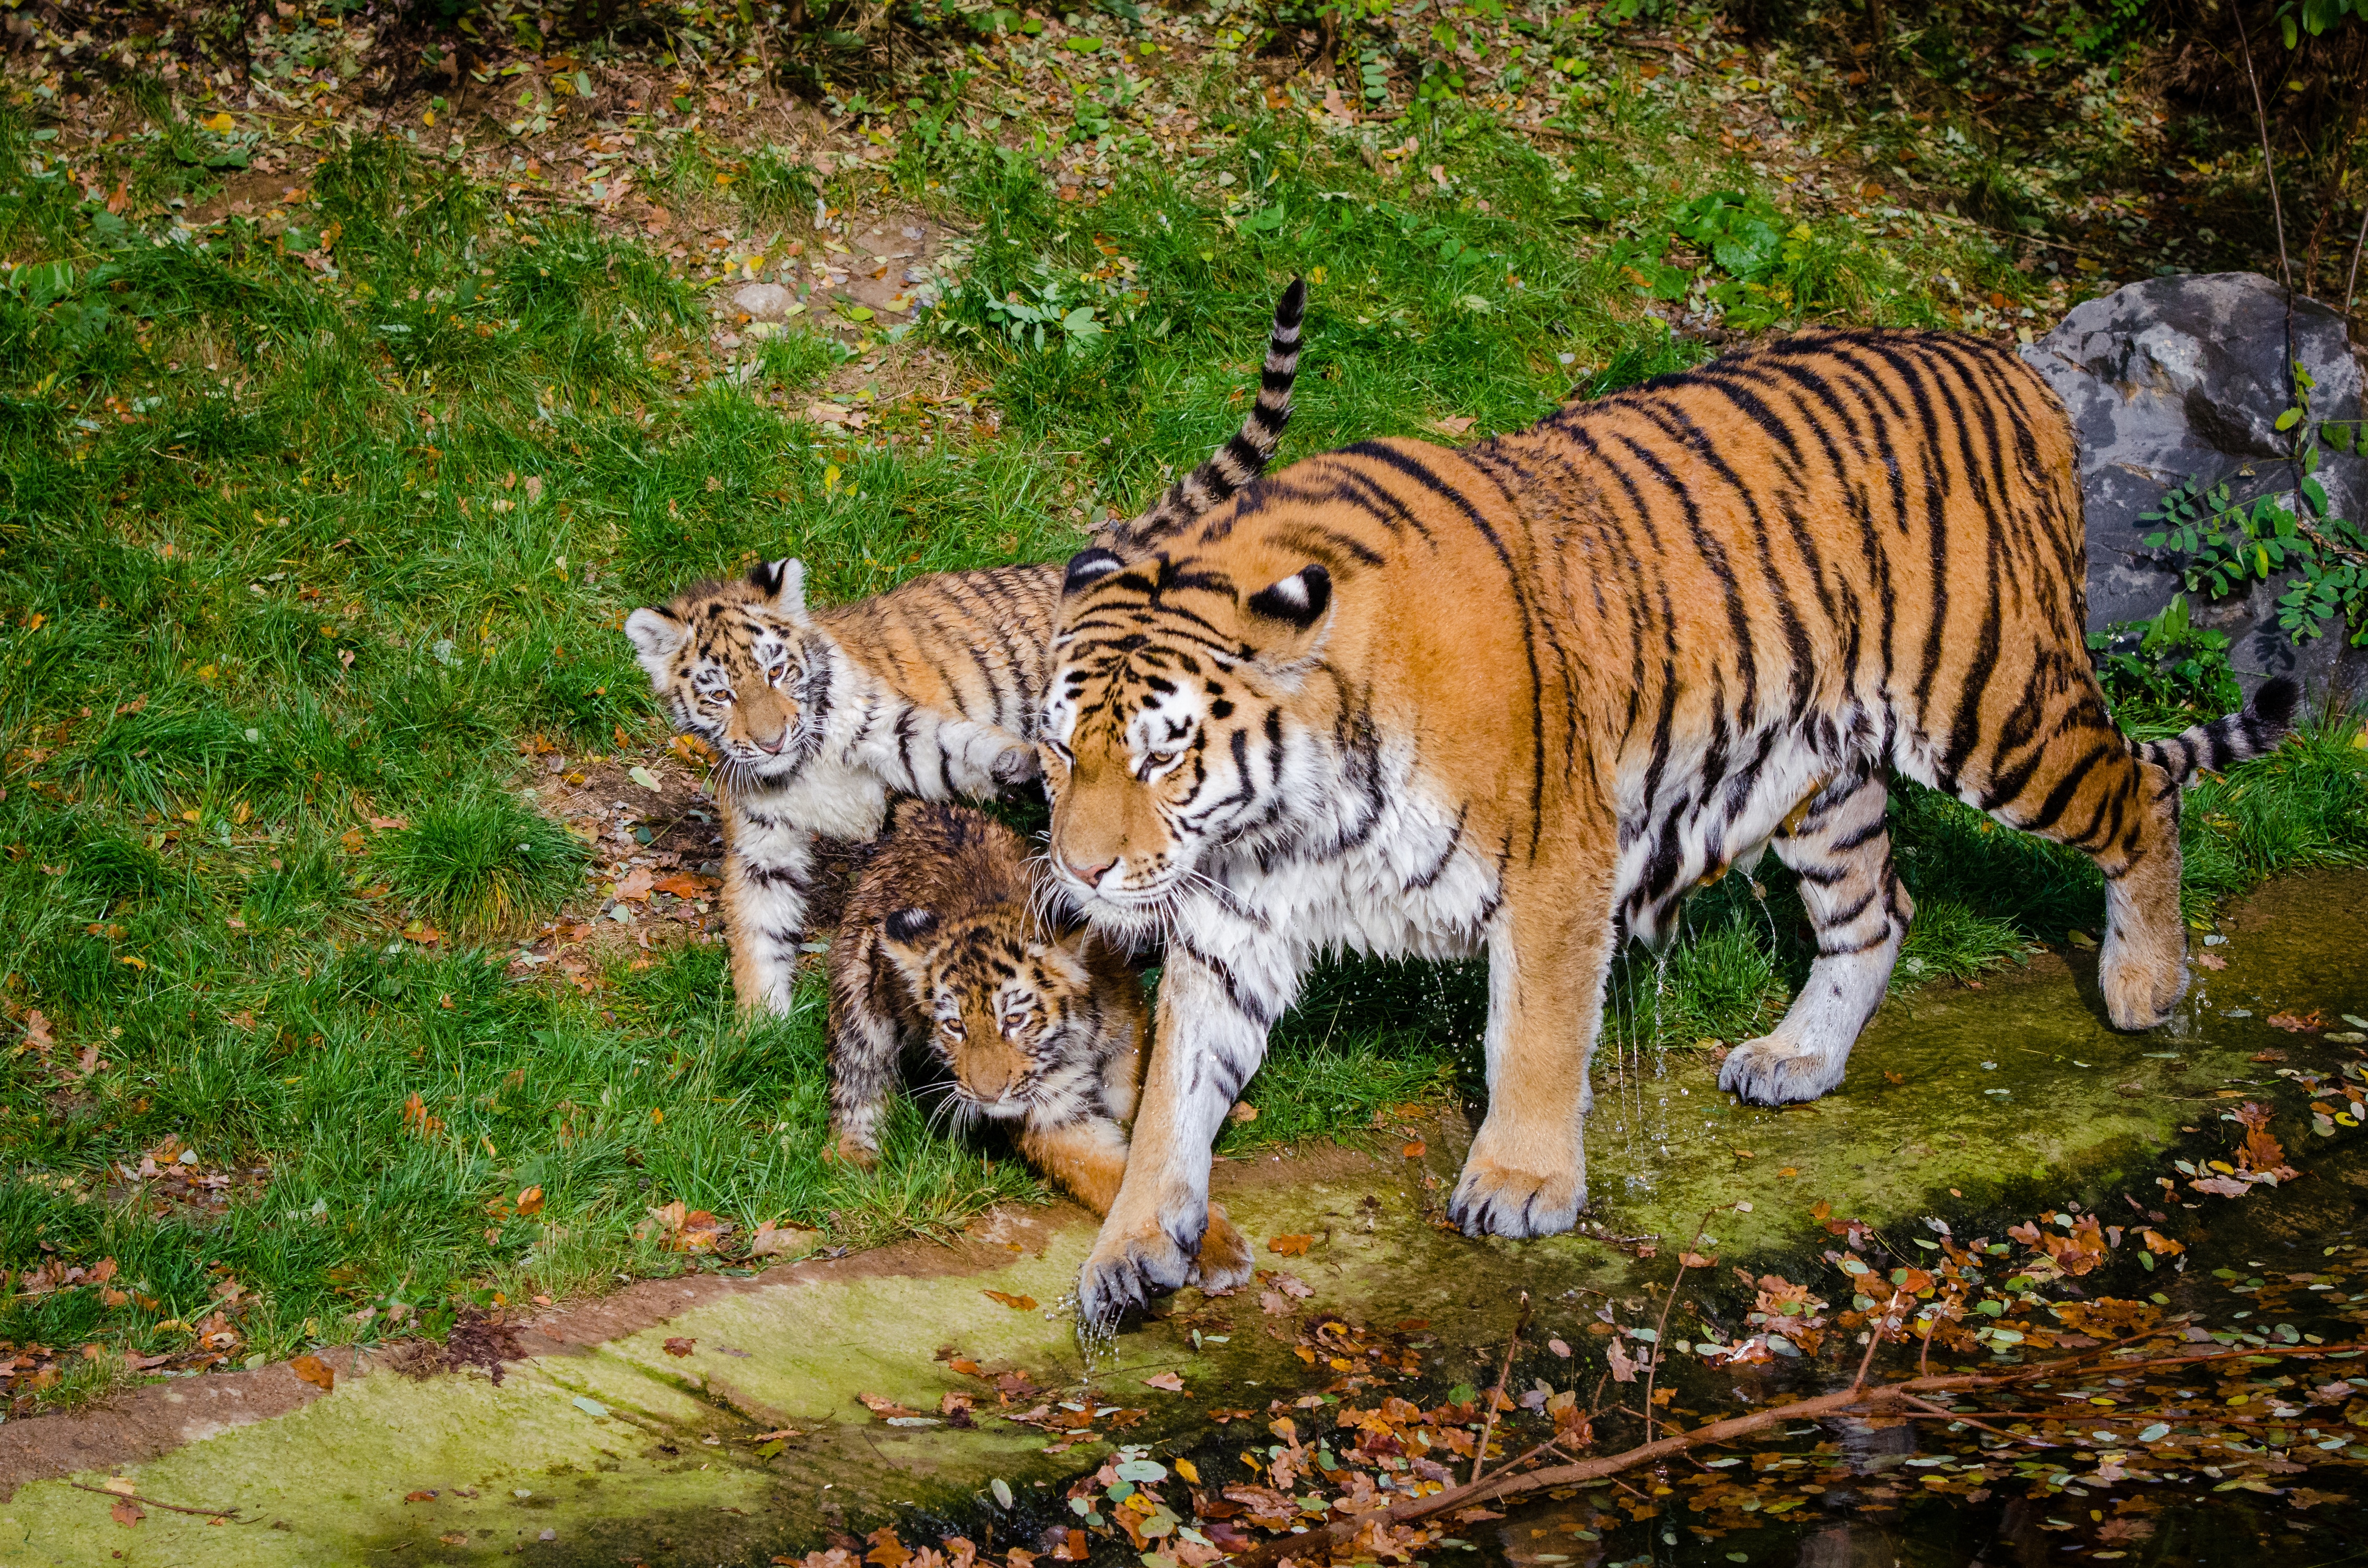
[1039,543,1335,929]
[623,560,830,781]
[878,904,1109,1120]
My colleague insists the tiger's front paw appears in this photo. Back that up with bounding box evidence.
[1187,1201,1255,1294]
[827,1128,880,1170]
[990,742,1041,786]
[1446,1153,1584,1240]
[1076,1216,1198,1329]
[1717,1036,1846,1106]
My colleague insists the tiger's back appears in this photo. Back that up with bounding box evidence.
[1040,328,2295,1322]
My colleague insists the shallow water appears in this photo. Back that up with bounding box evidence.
[6,873,2362,1567]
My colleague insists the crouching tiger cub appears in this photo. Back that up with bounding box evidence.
[1036,326,2297,1324]
[828,800,1252,1288]
[623,281,1307,1013]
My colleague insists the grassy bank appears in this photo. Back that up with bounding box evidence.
[5,0,2366,1409]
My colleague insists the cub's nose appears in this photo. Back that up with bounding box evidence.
[754,729,786,755]
[1063,857,1114,889]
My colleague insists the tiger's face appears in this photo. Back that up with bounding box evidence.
[880,905,1104,1119]
[1040,546,1334,930]
[623,560,831,780]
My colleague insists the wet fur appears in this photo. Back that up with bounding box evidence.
[828,801,1251,1287]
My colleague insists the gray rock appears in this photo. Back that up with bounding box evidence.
[2019,270,2368,702]
[730,282,796,322]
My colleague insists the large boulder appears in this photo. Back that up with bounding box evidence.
[2019,271,2368,703]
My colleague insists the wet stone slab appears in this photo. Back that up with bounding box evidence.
[3,870,2363,1565]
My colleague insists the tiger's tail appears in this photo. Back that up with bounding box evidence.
[2136,676,2301,786]
[1101,277,1306,550]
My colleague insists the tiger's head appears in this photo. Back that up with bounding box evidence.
[623,559,834,783]
[1038,541,1338,932]
[878,903,1115,1120]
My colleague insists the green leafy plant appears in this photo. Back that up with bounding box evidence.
[2085,594,2244,726]
[2140,361,2368,646]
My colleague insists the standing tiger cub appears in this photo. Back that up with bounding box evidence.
[1037,326,2298,1324]
[828,800,1252,1289]
[622,280,1307,1014]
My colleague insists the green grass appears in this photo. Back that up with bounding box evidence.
[4,11,2366,1401]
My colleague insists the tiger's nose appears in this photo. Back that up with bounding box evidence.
[1064,857,1115,888]
[754,729,786,755]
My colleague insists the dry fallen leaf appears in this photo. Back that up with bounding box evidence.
[664,1337,695,1358]
[1546,1336,1572,1358]
[1432,415,1476,436]
[101,1479,138,1498]
[1142,1370,1186,1392]
[1401,1140,1426,1158]
[981,1289,1038,1311]
[405,1491,437,1503]
[112,1498,144,1528]
[2195,952,2228,970]
[514,1185,544,1217]
[1227,1101,1258,1124]
[1267,1234,1314,1257]
[651,872,716,900]
[20,1009,52,1054]
[615,867,657,902]
[748,1218,819,1257]
[2267,1010,2323,1033]
[1680,1251,1716,1269]
[289,1353,335,1392]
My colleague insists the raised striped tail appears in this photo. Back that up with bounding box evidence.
[1101,277,1306,551]
[2137,676,2301,786]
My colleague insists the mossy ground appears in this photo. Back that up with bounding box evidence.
[4,0,2366,1409]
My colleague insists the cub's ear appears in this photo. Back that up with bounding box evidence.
[1063,547,1126,596]
[1246,563,1331,630]
[882,906,938,946]
[747,557,808,618]
[624,607,686,669]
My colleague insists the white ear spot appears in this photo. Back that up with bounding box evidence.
[624,607,685,663]
[771,558,807,616]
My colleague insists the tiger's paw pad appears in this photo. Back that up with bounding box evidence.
[1445,1158,1583,1240]
[1076,1220,1197,1329]
[1718,1038,1846,1106]
[826,1131,881,1170]
[1188,1202,1255,1294]
[990,744,1041,786]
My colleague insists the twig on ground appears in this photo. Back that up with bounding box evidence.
[1640,1206,1720,1443]
[1468,1290,1531,1486]
[65,1481,242,1519]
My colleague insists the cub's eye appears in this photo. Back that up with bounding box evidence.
[939,1019,965,1041]
[766,659,789,685]
[1139,748,1180,780]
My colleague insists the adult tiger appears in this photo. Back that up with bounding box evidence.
[1036,327,2297,1321]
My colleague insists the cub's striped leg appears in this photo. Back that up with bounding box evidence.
[822,924,899,1166]
[720,786,816,1015]
[1074,948,1282,1326]
[1719,770,1912,1107]
[1446,869,1614,1239]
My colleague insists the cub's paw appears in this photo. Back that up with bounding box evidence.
[1717,1037,1846,1106]
[826,1130,881,1170]
[1187,1201,1256,1294]
[990,742,1042,786]
[1076,1217,1198,1330]
[1446,1156,1583,1240]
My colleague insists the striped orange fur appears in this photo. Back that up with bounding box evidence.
[1034,328,2297,1322]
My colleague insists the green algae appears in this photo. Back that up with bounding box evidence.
[5,870,2363,1565]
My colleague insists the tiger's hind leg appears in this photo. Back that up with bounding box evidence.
[1719,769,1912,1107]
[1996,725,2186,1030]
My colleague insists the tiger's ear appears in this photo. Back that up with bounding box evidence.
[879,906,938,991]
[1063,547,1126,596]
[1247,563,1330,629]
[882,906,937,945]
[623,607,686,675]
[748,557,809,619]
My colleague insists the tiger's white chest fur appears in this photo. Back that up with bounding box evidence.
[1162,737,1502,1017]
